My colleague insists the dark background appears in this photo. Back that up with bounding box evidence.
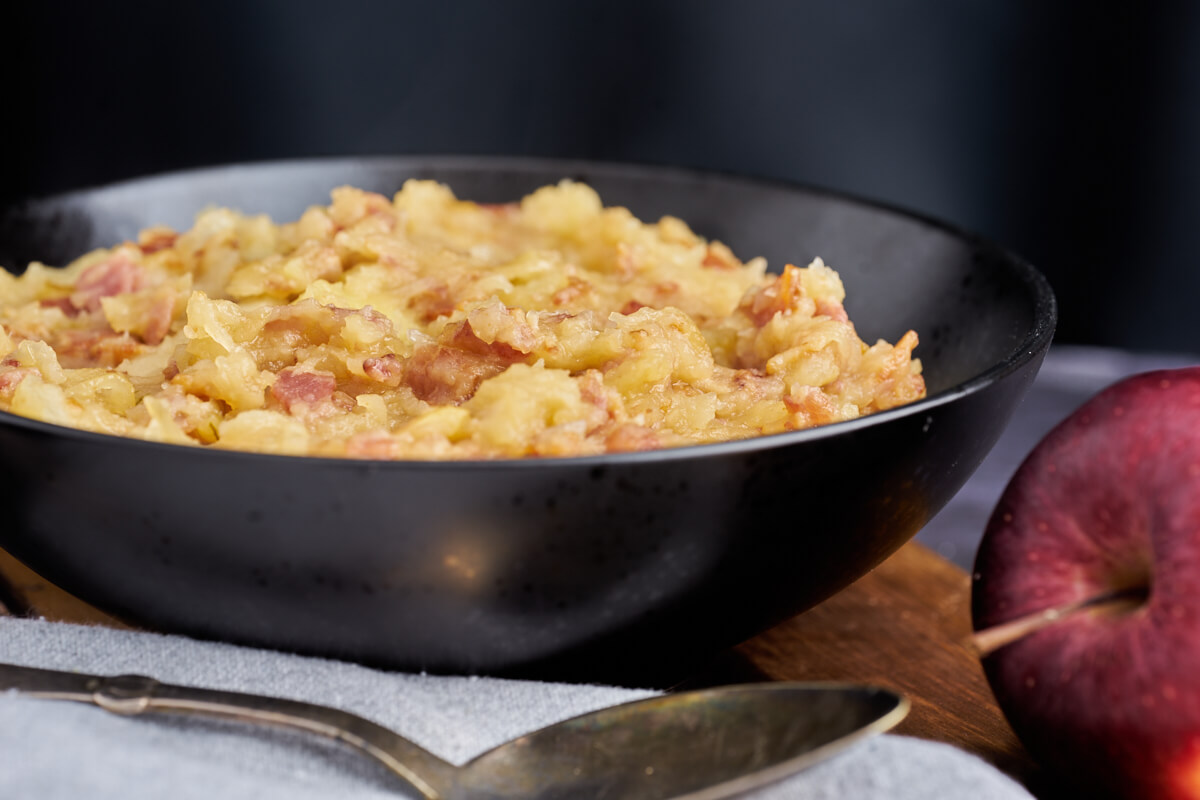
[4,2,1197,352]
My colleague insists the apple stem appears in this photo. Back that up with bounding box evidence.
[970,587,1147,658]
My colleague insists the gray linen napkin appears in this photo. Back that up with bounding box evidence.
[0,617,1031,799]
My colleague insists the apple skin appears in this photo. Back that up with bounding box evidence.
[973,367,1200,800]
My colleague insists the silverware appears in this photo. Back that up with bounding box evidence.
[0,662,907,799]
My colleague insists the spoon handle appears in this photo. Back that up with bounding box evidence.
[0,662,455,799]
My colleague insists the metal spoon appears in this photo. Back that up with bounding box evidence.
[0,663,908,799]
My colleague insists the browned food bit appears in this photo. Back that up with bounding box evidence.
[70,254,146,313]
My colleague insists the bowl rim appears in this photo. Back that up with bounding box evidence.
[0,155,1057,470]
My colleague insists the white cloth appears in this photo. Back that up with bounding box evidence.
[0,617,1031,799]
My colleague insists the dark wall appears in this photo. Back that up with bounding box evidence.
[5,2,1198,351]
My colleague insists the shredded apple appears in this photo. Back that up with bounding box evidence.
[0,180,924,458]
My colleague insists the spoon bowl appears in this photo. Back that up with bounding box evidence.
[0,662,907,799]
[457,683,907,800]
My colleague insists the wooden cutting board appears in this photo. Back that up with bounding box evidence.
[0,541,1039,788]
[728,543,1037,782]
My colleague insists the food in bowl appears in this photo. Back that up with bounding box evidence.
[0,180,925,459]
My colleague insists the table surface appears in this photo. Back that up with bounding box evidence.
[0,538,1040,790]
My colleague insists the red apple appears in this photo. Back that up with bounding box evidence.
[973,367,1200,800]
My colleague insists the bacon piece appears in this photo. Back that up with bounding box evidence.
[39,297,80,317]
[445,319,528,362]
[54,329,142,368]
[620,299,648,315]
[95,333,143,366]
[815,299,850,323]
[70,254,145,313]
[402,308,534,404]
[270,368,337,414]
[459,304,538,356]
[605,423,661,453]
[578,370,610,412]
[404,345,507,405]
[363,354,404,386]
[784,387,839,428]
[742,265,803,327]
[139,291,177,346]
[0,368,32,396]
[407,283,456,323]
[576,369,617,432]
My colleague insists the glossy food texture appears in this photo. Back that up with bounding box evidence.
[0,181,924,458]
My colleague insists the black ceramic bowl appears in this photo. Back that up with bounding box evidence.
[0,158,1055,684]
